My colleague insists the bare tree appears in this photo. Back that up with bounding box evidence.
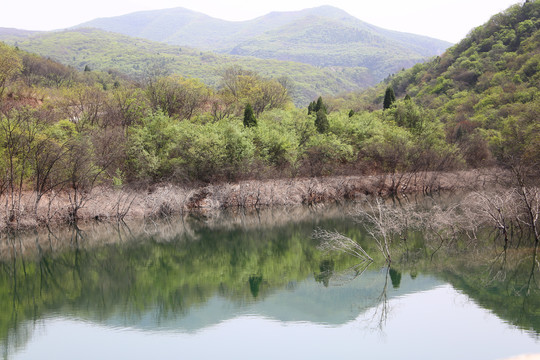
[62,137,105,223]
[354,198,409,263]
[315,228,373,262]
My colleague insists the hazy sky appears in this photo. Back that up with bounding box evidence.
[1,0,522,43]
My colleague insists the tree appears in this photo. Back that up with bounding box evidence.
[308,101,316,115]
[308,96,327,115]
[62,136,105,223]
[220,67,289,116]
[383,86,396,110]
[57,84,107,130]
[315,109,329,134]
[146,75,210,120]
[315,96,327,114]
[243,103,257,128]
[0,42,23,98]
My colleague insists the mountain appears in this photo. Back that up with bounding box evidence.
[0,27,40,39]
[76,6,452,80]
[0,28,374,105]
[75,6,364,51]
[228,14,440,79]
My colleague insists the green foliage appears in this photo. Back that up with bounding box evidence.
[302,133,353,176]
[0,41,23,97]
[4,29,374,106]
[127,111,182,180]
[308,96,328,115]
[243,103,257,128]
[147,75,210,119]
[339,0,540,171]
[383,86,395,109]
[315,96,327,114]
[384,99,426,134]
[315,109,329,134]
[72,6,450,84]
[252,114,300,170]
[0,1,538,196]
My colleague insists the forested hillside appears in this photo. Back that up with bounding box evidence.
[0,28,373,105]
[0,1,538,228]
[76,6,451,80]
[337,0,539,175]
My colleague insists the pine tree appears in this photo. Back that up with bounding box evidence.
[307,101,316,115]
[243,103,257,128]
[315,109,329,134]
[315,96,327,114]
[383,86,396,110]
[308,96,328,115]
[348,110,355,117]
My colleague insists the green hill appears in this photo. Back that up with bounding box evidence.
[0,28,374,105]
[345,0,540,170]
[76,6,451,80]
[229,15,433,79]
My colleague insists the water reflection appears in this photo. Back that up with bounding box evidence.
[0,204,539,359]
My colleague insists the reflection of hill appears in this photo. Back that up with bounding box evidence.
[0,211,368,349]
[440,268,540,337]
[101,271,442,332]
[1,202,539,357]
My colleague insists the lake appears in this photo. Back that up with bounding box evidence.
[1,203,539,360]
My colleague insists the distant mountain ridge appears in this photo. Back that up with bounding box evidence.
[0,6,452,104]
[76,6,452,79]
[77,6,361,51]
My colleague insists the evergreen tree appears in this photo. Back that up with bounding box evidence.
[383,86,396,110]
[243,103,257,128]
[308,96,328,115]
[315,96,327,114]
[404,94,411,101]
[315,109,329,134]
[348,110,355,117]
[84,65,91,72]
[307,101,316,115]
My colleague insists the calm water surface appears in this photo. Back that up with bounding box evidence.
[1,205,539,359]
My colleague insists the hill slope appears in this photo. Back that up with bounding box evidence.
[76,6,451,80]
[346,0,540,169]
[229,15,431,79]
[0,28,374,105]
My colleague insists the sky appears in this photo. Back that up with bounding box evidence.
[0,0,523,43]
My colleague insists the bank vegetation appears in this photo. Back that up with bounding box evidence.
[0,1,538,230]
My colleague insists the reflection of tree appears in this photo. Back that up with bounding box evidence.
[389,268,402,289]
[249,275,263,298]
[315,259,334,287]
[366,267,391,331]
[0,215,362,357]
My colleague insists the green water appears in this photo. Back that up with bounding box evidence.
[0,205,539,359]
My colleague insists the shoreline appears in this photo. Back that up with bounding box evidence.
[1,168,503,231]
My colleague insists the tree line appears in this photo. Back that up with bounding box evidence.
[0,23,535,227]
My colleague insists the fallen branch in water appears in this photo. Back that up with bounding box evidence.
[314,228,373,262]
